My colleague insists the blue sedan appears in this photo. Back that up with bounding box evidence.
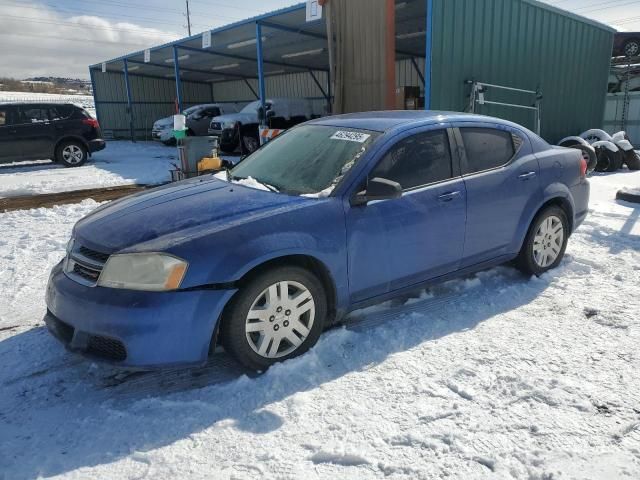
[45,111,590,370]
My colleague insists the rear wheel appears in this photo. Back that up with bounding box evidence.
[624,39,640,57]
[220,266,327,371]
[516,206,569,276]
[55,140,87,167]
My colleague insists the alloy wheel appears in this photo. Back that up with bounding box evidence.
[533,215,564,268]
[62,145,84,165]
[245,280,315,359]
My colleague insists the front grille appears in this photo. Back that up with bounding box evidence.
[65,242,110,286]
[73,262,101,282]
[78,246,110,263]
[87,335,127,361]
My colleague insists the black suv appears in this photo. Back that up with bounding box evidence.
[0,103,105,167]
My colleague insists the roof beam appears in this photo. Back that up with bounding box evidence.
[258,20,327,40]
[126,59,255,80]
[176,45,329,73]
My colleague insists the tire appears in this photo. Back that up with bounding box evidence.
[515,206,569,277]
[595,148,622,172]
[220,266,327,371]
[580,129,612,144]
[55,140,88,167]
[623,150,640,170]
[616,188,640,204]
[241,134,259,154]
[624,39,640,58]
[567,145,597,174]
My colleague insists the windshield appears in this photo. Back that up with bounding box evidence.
[229,125,380,195]
[184,106,201,115]
[240,101,262,113]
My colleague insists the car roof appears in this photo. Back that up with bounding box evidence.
[0,102,79,107]
[307,110,524,133]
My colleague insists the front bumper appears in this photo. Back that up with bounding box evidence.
[152,129,173,142]
[45,261,237,368]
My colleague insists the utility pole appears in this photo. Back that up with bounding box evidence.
[185,0,192,36]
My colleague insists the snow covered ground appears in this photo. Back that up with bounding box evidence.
[0,171,639,479]
[0,141,179,198]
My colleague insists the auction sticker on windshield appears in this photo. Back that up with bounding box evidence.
[330,131,371,143]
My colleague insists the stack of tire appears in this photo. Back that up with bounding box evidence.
[559,130,640,173]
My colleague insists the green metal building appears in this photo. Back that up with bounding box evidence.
[91,0,615,143]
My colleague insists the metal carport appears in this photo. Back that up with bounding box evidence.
[89,0,430,141]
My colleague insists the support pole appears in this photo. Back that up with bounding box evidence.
[424,0,434,110]
[255,22,267,125]
[385,0,396,110]
[173,46,183,113]
[123,59,135,142]
[88,68,101,124]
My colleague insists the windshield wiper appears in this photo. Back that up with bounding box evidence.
[231,176,279,193]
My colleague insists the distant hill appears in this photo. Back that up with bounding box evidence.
[0,77,92,95]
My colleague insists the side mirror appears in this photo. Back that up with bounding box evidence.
[350,177,402,207]
[266,110,275,119]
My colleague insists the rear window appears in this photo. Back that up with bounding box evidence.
[460,128,516,174]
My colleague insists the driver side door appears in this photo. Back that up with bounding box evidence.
[345,126,467,304]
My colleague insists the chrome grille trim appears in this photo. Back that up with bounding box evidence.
[64,243,110,287]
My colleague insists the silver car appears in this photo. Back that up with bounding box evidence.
[152,103,239,145]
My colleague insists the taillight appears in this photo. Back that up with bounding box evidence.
[579,153,588,178]
[82,118,99,129]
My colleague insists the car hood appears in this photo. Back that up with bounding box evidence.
[73,177,312,252]
[153,116,173,129]
[211,111,258,127]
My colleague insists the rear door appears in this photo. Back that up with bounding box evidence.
[454,123,542,267]
[0,106,22,162]
[13,105,56,160]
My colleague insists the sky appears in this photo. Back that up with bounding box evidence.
[1,0,639,80]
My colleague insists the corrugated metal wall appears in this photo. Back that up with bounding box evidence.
[431,0,614,142]
[94,71,213,139]
[604,92,640,144]
[213,70,331,115]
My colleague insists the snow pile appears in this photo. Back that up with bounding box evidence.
[0,172,639,479]
[0,141,178,198]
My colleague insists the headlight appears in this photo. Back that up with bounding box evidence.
[98,253,188,292]
[222,121,238,130]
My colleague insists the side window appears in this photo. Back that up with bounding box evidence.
[202,107,221,117]
[460,127,516,174]
[20,107,50,124]
[49,105,73,121]
[370,129,453,190]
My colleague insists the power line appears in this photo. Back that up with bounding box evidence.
[0,31,160,48]
[0,14,179,38]
[185,0,192,36]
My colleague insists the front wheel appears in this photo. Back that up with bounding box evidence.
[624,39,640,57]
[56,140,87,167]
[241,134,259,154]
[220,266,327,371]
[516,206,569,276]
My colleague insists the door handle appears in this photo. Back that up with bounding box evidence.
[9,129,17,134]
[438,191,461,202]
[518,171,537,180]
